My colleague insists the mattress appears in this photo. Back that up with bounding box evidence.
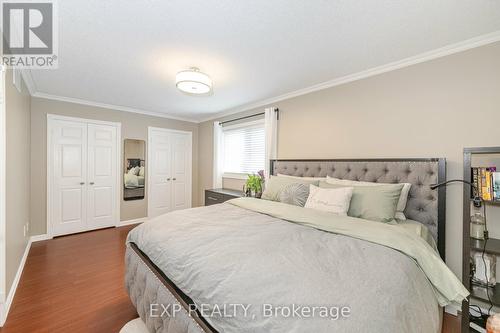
[126,244,213,333]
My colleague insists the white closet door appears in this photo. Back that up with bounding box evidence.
[171,132,192,211]
[50,120,88,236]
[87,124,117,230]
[148,129,172,218]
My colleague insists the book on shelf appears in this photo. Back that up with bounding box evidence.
[472,167,479,199]
[494,171,500,201]
[471,167,498,201]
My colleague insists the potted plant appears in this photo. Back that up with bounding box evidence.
[245,170,265,198]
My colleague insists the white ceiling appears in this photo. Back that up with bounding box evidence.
[29,0,500,122]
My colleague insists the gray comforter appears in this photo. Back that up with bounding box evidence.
[127,202,442,333]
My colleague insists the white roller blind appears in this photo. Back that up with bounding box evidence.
[223,121,265,174]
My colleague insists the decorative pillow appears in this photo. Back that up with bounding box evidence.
[127,166,139,175]
[138,166,145,177]
[262,176,320,202]
[304,184,353,215]
[319,181,403,223]
[279,183,310,207]
[277,173,326,181]
[326,176,411,220]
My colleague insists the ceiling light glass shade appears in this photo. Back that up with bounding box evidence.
[176,68,212,94]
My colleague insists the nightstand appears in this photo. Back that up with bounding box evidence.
[204,188,245,206]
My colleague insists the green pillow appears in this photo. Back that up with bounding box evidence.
[262,176,319,202]
[319,181,403,223]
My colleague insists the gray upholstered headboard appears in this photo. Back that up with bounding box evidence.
[271,159,447,258]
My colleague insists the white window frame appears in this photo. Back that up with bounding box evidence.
[221,118,265,179]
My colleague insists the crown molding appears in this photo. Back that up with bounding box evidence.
[20,69,36,96]
[198,30,500,123]
[22,30,500,124]
[32,92,199,123]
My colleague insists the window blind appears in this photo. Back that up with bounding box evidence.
[222,121,265,174]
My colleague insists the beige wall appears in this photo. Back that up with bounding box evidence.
[198,41,500,279]
[30,97,199,236]
[5,70,31,292]
[198,121,214,204]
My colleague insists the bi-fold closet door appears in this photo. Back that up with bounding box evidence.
[148,127,192,218]
[48,116,120,237]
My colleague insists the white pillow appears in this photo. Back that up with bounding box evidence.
[138,166,145,177]
[277,173,326,181]
[304,184,353,215]
[326,176,411,220]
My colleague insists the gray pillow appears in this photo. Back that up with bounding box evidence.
[262,176,319,201]
[279,183,310,207]
[319,181,403,223]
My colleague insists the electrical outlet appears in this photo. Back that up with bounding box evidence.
[23,222,30,237]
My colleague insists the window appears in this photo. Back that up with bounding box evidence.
[222,120,265,175]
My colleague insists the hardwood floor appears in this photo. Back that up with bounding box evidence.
[0,225,138,333]
[0,224,461,333]
[443,313,461,333]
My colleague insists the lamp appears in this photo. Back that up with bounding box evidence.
[431,179,487,240]
[176,67,212,95]
[430,179,482,208]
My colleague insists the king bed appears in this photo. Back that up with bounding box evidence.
[125,158,467,333]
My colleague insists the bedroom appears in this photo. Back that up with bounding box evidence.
[1,1,500,332]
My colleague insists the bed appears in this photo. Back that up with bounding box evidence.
[125,158,467,333]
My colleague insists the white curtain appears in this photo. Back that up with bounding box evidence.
[264,107,278,179]
[213,121,224,188]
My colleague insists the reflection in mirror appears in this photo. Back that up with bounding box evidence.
[124,139,146,201]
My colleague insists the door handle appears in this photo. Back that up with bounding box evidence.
[173,178,177,181]
[89,182,95,185]
[80,182,85,185]
[166,178,171,181]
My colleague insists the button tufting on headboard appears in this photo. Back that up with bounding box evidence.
[271,158,446,258]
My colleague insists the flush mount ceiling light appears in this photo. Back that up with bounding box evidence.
[176,67,212,95]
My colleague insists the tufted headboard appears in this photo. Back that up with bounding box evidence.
[271,158,447,259]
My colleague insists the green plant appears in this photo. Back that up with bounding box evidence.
[245,174,263,193]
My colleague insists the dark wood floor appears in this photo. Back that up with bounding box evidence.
[0,225,138,333]
[0,224,460,333]
[443,313,461,333]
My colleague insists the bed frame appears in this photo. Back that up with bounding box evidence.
[270,158,447,258]
[126,157,446,333]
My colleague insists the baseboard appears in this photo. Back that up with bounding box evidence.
[117,217,147,227]
[30,234,52,242]
[0,294,5,327]
[0,237,31,326]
